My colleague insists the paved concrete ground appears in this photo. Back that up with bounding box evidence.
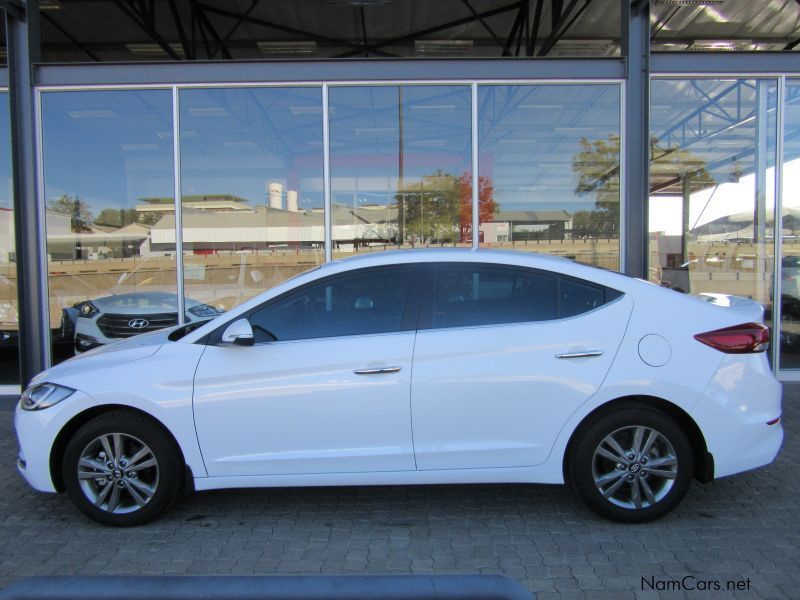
[1,388,798,599]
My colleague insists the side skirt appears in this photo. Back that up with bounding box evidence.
[193,465,565,492]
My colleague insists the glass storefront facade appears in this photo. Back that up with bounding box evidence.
[3,71,800,384]
[41,90,177,360]
[478,84,621,268]
[29,81,623,370]
[0,91,15,384]
[649,78,778,362]
[779,79,800,370]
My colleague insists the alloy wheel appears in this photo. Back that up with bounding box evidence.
[77,432,160,514]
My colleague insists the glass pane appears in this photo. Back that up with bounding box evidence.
[41,90,177,362]
[559,279,605,318]
[649,80,777,334]
[780,79,800,369]
[477,84,621,269]
[249,266,416,342]
[0,92,17,384]
[433,266,556,328]
[179,87,324,315]
[329,85,472,255]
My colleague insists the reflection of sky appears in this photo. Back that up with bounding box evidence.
[329,85,471,204]
[479,84,621,213]
[180,87,324,208]
[650,158,800,235]
[42,90,175,214]
[0,93,11,210]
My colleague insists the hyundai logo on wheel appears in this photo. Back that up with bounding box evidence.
[128,319,150,329]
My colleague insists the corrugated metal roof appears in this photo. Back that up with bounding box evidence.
[24,0,800,63]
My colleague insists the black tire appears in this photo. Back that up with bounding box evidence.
[568,406,694,523]
[62,410,183,526]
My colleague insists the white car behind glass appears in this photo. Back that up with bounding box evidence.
[72,291,223,353]
[15,250,783,526]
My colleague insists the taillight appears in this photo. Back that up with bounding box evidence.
[694,323,770,353]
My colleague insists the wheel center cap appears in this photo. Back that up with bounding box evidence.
[113,468,123,479]
[629,463,641,473]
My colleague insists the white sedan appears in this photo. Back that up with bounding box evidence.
[15,249,783,526]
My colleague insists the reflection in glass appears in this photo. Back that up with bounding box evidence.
[648,80,777,328]
[478,84,621,269]
[0,92,17,383]
[41,90,177,362]
[178,87,324,313]
[780,80,800,369]
[328,85,472,255]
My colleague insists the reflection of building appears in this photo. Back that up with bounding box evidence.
[482,211,573,244]
[46,218,150,260]
[149,204,399,253]
[136,194,252,216]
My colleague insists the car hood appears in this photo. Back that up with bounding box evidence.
[30,325,182,386]
[88,292,201,313]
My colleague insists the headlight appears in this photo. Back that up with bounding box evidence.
[75,301,99,318]
[21,383,76,411]
[188,304,223,318]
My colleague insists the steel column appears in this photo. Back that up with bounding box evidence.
[4,0,49,385]
[622,0,650,278]
[753,80,769,306]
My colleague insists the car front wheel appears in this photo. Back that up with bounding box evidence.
[569,407,694,523]
[62,410,182,526]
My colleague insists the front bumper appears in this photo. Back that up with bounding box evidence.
[13,394,90,494]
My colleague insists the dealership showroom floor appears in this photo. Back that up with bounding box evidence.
[0,389,798,599]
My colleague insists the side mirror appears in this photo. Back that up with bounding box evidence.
[221,318,255,346]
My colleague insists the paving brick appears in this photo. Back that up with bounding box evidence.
[2,385,799,598]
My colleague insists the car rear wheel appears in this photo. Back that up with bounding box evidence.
[62,411,182,526]
[569,407,694,523]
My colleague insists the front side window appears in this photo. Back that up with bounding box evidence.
[248,266,416,342]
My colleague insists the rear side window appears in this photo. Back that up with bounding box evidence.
[432,266,556,329]
[560,278,606,318]
[248,266,416,342]
[429,264,622,329]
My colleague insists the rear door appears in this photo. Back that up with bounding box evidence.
[411,262,633,470]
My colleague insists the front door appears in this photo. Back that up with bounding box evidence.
[193,264,421,477]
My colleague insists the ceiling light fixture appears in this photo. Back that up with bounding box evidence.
[659,0,725,5]
[328,0,392,6]
[415,40,473,55]
[257,41,318,56]
[126,43,185,57]
[39,0,62,11]
[689,40,744,51]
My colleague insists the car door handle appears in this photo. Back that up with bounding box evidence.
[555,350,604,359]
[353,366,402,375]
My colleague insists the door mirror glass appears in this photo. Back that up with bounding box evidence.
[221,318,255,346]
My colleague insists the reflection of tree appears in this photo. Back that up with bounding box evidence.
[572,135,620,238]
[397,170,497,243]
[95,208,160,228]
[47,194,93,233]
[571,134,715,238]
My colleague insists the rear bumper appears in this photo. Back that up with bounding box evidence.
[691,353,783,479]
